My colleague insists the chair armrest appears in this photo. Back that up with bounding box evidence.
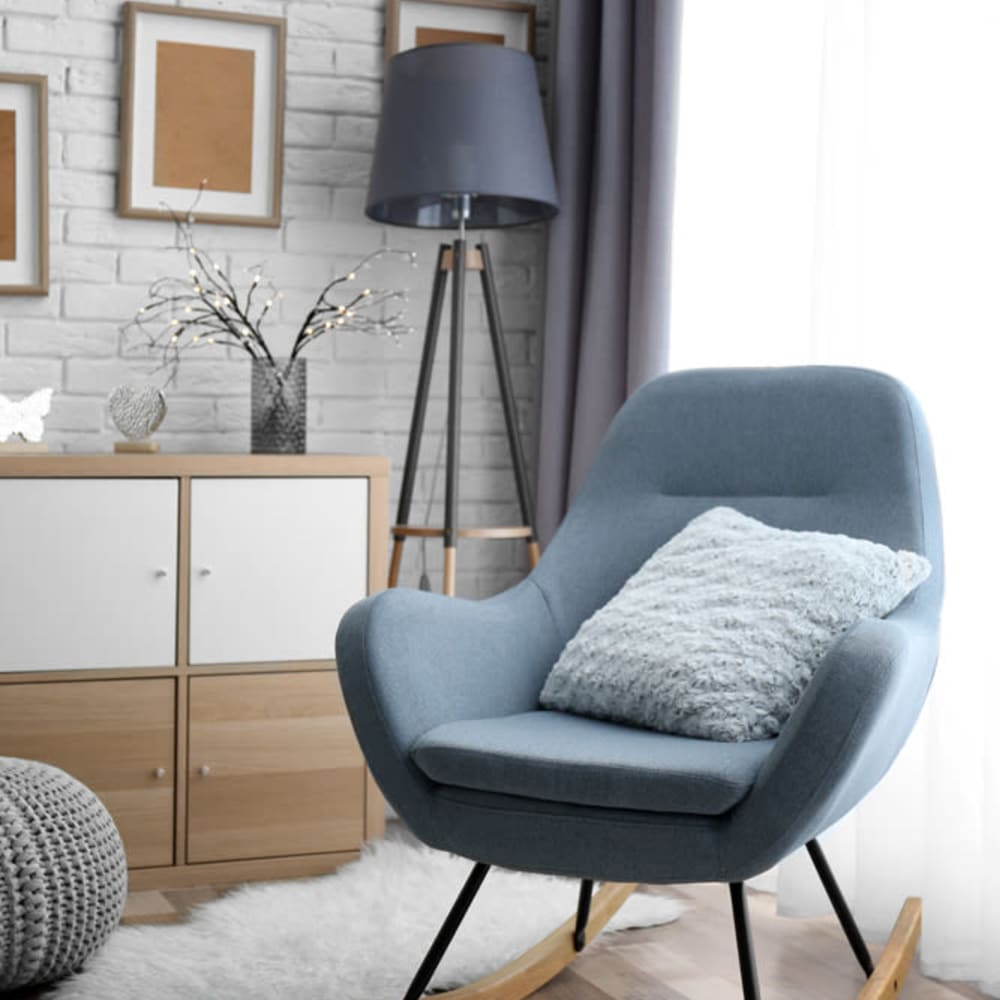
[335,579,564,831]
[724,608,938,879]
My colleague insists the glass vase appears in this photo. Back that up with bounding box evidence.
[251,358,307,454]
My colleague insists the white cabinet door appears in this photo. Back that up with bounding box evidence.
[0,479,178,671]
[188,478,369,665]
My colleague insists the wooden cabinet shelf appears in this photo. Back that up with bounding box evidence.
[0,454,388,889]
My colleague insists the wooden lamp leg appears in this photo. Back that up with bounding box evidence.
[443,546,457,597]
[388,538,405,589]
[479,242,542,569]
[441,234,466,595]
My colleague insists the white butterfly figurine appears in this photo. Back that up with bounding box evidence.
[0,387,54,443]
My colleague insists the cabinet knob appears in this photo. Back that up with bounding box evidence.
[198,764,211,777]
[153,568,168,578]
[198,567,213,577]
[153,767,167,779]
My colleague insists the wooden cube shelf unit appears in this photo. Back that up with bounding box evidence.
[0,454,389,890]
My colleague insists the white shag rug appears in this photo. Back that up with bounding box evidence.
[51,839,682,999]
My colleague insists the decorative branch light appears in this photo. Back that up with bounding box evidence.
[123,208,417,381]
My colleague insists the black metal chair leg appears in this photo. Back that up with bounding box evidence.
[730,882,761,1000]
[573,879,594,951]
[403,862,490,1000]
[806,839,875,977]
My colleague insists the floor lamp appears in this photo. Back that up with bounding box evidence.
[366,44,559,596]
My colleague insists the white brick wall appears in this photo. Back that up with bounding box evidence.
[0,0,551,597]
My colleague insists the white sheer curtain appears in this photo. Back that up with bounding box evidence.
[670,1,1000,994]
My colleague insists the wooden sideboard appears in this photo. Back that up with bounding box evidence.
[0,454,388,890]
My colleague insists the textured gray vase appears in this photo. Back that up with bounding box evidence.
[0,757,127,989]
[251,358,307,454]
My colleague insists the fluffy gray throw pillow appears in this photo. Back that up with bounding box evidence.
[539,506,931,742]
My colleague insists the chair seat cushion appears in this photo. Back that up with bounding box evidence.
[411,711,774,816]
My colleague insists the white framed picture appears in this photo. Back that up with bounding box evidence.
[119,2,286,228]
[386,0,535,59]
[0,73,48,296]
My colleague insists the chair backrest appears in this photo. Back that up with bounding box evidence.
[534,366,943,644]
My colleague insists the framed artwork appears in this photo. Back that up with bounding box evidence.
[119,2,286,228]
[0,74,48,296]
[385,0,535,59]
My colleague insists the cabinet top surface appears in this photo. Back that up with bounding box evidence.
[0,454,390,478]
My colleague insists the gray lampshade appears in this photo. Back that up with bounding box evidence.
[366,43,559,229]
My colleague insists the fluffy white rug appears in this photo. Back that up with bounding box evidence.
[51,839,682,999]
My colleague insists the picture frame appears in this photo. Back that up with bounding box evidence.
[385,0,536,59]
[119,2,286,228]
[0,74,48,296]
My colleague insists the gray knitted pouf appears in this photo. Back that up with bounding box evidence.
[0,757,127,989]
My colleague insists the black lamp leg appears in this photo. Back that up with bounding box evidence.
[402,862,491,1000]
[729,882,761,1000]
[806,839,875,977]
[479,241,540,567]
[389,243,450,588]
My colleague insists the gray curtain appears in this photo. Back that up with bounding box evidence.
[535,0,683,544]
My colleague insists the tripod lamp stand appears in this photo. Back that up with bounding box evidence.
[366,43,559,595]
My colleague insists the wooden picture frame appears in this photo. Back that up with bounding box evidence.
[119,2,286,228]
[385,0,536,59]
[0,74,48,296]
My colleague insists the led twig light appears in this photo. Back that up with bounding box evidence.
[123,207,416,382]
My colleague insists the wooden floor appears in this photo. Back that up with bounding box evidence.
[14,879,990,999]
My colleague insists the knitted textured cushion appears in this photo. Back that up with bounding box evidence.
[539,507,931,742]
[0,758,127,989]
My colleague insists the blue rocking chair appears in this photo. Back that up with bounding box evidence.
[336,366,942,1000]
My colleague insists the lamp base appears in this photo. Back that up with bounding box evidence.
[387,239,539,596]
